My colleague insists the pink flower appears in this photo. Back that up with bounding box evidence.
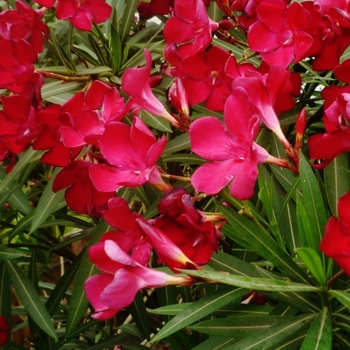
[308,93,350,168]
[0,316,9,346]
[55,0,112,31]
[0,1,49,53]
[122,49,180,128]
[190,88,288,199]
[52,161,115,216]
[320,191,350,276]
[85,234,192,320]
[248,0,313,68]
[153,187,220,265]
[89,116,170,192]
[0,38,37,94]
[163,0,218,58]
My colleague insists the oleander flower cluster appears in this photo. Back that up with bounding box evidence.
[2,0,350,324]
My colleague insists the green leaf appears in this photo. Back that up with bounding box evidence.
[192,337,238,350]
[218,203,310,285]
[300,307,332,350]
[128,292,150,340]
[65,219,110,337]
[30,168,66,233]
[0,262,11,350]
[296,248,326,288]
[5,260,57,340]
[119,0,138,43]
[324,153,350,216]
[181,269,319,292]
[139,109,172,132]
[328,290,350,309]
[150,287,248,343]
[163,133,190,155]
[190,315,290,337]
[45,250,84,316]
[110,23,122,70]
[299,153,327,261]
[221,314,316,350]
[148,303,191,316]
[0,246,25,260]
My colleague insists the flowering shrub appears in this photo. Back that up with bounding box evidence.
[1,0,350,349]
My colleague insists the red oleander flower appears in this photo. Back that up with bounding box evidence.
[320,191,350,276]
[152,187,220,265]
[32,104,82,167]
[0,0,49,53]
[0,316,9,346]
[53,161,115,216]
[248,0,313,68]
[180,46,236,111]
[0,38,37,94]
[122,49,180,128]
[163,0,218,59]
[85,222,192,320]
[55,0,112,31]
[308,93,350,168]
[231,65,294,152]
[60,80,125,149]
[190,88,289,199]
[89,116,170,192]
[0,95,36,155]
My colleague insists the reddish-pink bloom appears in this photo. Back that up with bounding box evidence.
[122,49,180,128]
[32,104,82,167]
[53,161,115,216]
[0,316,9,346]
[55,0,112,31]
[152,187,220,266]
[0,38,37,94]
[85,230,192,320]
[308,93,350,168]
[231,65,295,151]
[163,0,218,59]
[0,1,49,53]
[0,95,36,156]
[89,116,170,192]
[320,191,350,276]
[190,89,270,200]
[248,0,313,68]
[60,80,125,149]
[180,46,236,111]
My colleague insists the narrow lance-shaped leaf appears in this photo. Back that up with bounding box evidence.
[30,167,66,233]
[150,287,249,343]
[220,314,316,350]
[65,219,110,337]
[328,290,350,310]
[300,307,332,350]
[299,153,327,263]
[296,247,326,288]
[5,260,57,340]
[324,153,350,216]
[181,269,319,292]
[218,203,310,285]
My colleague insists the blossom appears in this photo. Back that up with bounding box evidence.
[122,49,180,128]
[247,0,313,68]
[85,235,192,320]
[0,95,36,156]
[152,187,220,265]
[190,89,269,200]
[52,161,115,216]
[308,93,350,168]
[0,316,9,346]
[89,116,170,192]
[163,0,218,59]
[320,191,350,276]
[0,1,49,53]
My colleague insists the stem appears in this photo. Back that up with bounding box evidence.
[327,269,345,287]
[160,173,191,183]
[36,70,92,82]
